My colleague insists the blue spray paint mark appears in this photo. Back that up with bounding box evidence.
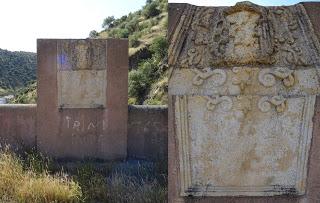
[58,54,71,70]
[59,54,67,65]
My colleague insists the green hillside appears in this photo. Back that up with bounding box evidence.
[10,81,37,104]
[91,0,168,105]
[0,49,36,91]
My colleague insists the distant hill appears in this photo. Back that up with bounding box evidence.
[0,49,36,90]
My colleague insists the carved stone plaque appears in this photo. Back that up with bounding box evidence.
[57,70,106,108]
[169,2,320,197]
[57,40,107,108]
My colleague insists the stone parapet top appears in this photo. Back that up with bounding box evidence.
[0,104,37,108]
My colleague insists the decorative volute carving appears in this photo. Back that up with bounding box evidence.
[172,1,320,71]
[191,68,226,86]
[258,67,295,87]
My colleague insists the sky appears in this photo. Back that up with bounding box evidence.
[168,0,319,6]
[0,0,146,52]
[1,0,319,52]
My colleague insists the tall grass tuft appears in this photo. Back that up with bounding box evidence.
[74,160,167,203]
[0,147,82,203]
[0,148,24,201]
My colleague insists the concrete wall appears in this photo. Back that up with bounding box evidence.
[0,104,36,149]
[37,39,128,160]
[0,39,168,160]
[0,104,168,160]
[128,105,168,160]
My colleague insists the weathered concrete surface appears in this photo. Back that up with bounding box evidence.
[128,105,168,160]
[0,104,168,161]
[58,70,106,108]
[37,39,128,159]
[57,40,107,108]
[0,104,36,149]
[169,1,320,202]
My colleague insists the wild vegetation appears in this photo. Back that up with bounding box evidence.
[0,49,36,104]
[9,81,37,104]
[0,147,167,202]
[0,147,81,202]
[0,49,36,90]
[91,0,168,105]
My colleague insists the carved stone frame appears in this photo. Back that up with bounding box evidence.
[175,95,316,196]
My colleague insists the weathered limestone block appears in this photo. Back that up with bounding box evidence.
[168,1,320,201]
[37,39,128,159]
[175,95,315,196]
[170,67,320,96]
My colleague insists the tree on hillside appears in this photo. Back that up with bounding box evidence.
[102,16,115,29]
[89,30,99,38]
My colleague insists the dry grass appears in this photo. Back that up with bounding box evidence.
[0,147,167,203]
[0,148,82,203]
[16,174,82,203]
[61,160,167,203]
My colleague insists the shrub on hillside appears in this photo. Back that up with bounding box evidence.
[119,15,128,24]
[142,1,160,19]
[139,21,153,31]
[108,28,130,38]
[159,0,168,12]
[129,58,163,104]
[129,34,141,48]
[129,69,148,104]
[150,18,158,26]
[125,17,139,33]
[150,36,168,59]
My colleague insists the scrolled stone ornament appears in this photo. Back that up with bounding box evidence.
[258,69,277,87]
[205,95,233,111]
[191,68,227,86]
[257,96,272,112]
[258,67,295,87]
[231,67,253,91]
[282,74,295,87]
[258,96,287,113]
[180,47,202,68]
[273,67,295,87]
[270,96,287,113]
